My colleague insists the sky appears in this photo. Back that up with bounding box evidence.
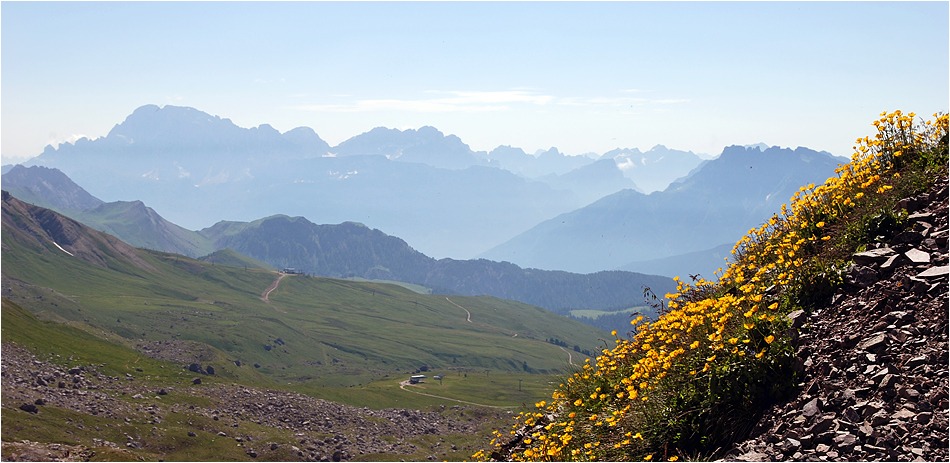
[2,1,948,165]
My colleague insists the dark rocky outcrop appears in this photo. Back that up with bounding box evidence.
[728,177,949,462]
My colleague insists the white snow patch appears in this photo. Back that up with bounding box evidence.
[53,242,74,257]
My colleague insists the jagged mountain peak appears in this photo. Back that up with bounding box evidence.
[332,124,480,169]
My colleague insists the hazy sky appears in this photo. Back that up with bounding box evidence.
[2,1,947,165]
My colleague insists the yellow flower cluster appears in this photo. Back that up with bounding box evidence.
[476,111,947,462]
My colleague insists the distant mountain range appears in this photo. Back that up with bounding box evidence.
[482,146,597,178]
[603,145,705,193]
[618,242,736,280]
[2,165,676,316]
[480,145,845,275]
[332,125,488,170]
[6,104,847,280]
[21,105,644,259]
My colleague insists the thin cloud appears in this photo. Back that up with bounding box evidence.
[294,90,553,113]
[46,133,88,146]
[293,90,685,113]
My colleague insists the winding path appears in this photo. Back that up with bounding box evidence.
[398,380,513,409]
[558,346,576,366]
[261,273,289,313]
[445,297,472,323]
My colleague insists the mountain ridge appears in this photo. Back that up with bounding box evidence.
[2,166,674,315]
[480,145,844,274]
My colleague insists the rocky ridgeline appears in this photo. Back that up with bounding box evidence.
[728,177,949,462]
[1,343,504,461]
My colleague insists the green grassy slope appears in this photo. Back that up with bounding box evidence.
[2,195,607,401]
[198,247,276,271]
[67,200,215,257]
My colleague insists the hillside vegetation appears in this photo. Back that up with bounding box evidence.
[477,111,948,461]
[1,192,607,394]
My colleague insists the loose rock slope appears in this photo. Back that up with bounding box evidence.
[1,342,507,461]
[727,177,949,462]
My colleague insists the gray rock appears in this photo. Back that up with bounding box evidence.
[894,230,925,244]
[788,310,807,329]
[803,398,821,417]
[807,415,835,435]
[870,411,890,426]
[907,212,934,223]
[917,265,949,278]
[854,248,895,264]
[19,403,38,413]
[842,407,861,423]
[736,450,770,461]
[859,333,888,353]
[880,254,904,269]
[905,248,931,263]
[879,373,898,389]
[833,432,857,448]
[892,408,916,421]
[898,387,921,400]
[846,266,880,288]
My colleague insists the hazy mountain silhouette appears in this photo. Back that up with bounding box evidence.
[603,145,705,193]
[23,105,590,258]
[1,165,104,211]
[332,126,487,170]
[533,158,643,204]
[618,242,736,280]
[480,146,596,179]
[480,145,845,273]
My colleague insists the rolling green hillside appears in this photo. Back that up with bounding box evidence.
[1,192,606,392]
[198,247,276,271]
[199,214,677,313]
[68,200,215,257]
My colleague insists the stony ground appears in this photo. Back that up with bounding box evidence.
[726,177,950,462]
[1,342,507,461]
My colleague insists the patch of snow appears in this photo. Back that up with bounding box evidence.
[52,242,74,257]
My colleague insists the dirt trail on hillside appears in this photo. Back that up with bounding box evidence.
[558,346,576,366]
[398,380,513,409]
[445,297,472,322]
[261,273,289,313]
